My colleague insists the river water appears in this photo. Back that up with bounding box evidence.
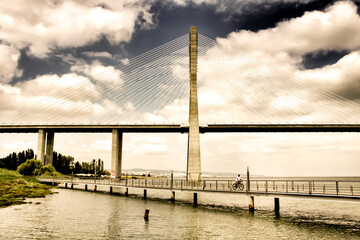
[0,186,359,239]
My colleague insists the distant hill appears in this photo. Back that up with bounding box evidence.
[121,168,265,178]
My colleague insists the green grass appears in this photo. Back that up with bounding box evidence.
[0,168,53,208]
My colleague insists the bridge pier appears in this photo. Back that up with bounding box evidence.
[36,129,55,165]
[36,129,46,164]
[45,132,54,165]
[111,129,123,179]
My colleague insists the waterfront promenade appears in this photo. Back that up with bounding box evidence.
[39,176,360,202]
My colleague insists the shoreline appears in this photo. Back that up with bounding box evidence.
[0,168,53,208]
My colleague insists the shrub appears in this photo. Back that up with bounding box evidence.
[39,165,57,176]
[17,159,43,175]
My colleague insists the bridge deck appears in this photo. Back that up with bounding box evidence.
[39,177,360,201]
[2,123,360,133]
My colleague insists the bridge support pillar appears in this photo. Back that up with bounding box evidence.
[45,132,54,165]
[37,130,55,166]
[187,26,201,182]
[36,129,46,164]
[111,129,123,179]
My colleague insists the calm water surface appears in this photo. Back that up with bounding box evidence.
[0,187,359,239]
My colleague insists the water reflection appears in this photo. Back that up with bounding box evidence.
[0,188,359,239]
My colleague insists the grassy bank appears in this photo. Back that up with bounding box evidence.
[0,168,53,208]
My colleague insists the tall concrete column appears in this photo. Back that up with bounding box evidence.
[111,129,123,178]
[187,26,201,181]
[45,132,54,165]
[36,129,46,164]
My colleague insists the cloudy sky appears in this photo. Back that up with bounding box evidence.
[1,0,360,176]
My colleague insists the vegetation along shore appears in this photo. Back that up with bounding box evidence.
[0,167,53,208]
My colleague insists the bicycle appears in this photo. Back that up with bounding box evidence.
[232,180,244,190]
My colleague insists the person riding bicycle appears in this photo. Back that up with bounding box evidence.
[235,174,241,184]
[232,174,244,190]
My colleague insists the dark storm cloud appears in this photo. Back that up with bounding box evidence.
[301,50,349,69]
[122,0,341,58]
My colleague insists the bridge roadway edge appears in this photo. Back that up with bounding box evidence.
[2,124,360,133]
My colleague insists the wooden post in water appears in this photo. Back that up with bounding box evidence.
[170,170,174,190]
[336,181,339,195]
[144,189,147,199]
[249,196,255,212]
[110,186,113,194]
[144,209,150,221]
[171,191,175,202]
[246,166,250,192]
[274,198,280,214]
[193,193,197,206]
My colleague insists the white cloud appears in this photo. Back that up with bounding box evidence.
[90,139,112,151]
[0,0,155,57]
[71,60,123,84]
[295,51,360,100]
[121,58,130,65]
[217,1,360,56]
[0,44,22,83]
[3,140,35,152]
[0,73,124,124]
[82,51,112,58]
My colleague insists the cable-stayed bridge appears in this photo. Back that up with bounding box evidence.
[1,27,360,182]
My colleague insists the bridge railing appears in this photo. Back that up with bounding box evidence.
[38,176,360,196]
[248,179,360,196]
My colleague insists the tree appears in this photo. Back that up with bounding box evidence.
[17,159,43,175]
[74,161,82,173]
[17,151,26,166]
[25,149,34,160]
[34,165,57,176]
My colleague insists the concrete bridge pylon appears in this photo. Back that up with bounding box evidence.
[186,26,201,181]
[36,129,54,165]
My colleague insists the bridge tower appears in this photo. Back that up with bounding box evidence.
[187,26,201,181]
[36,129,54,165]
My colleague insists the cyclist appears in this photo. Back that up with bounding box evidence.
[235,174,241,183]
